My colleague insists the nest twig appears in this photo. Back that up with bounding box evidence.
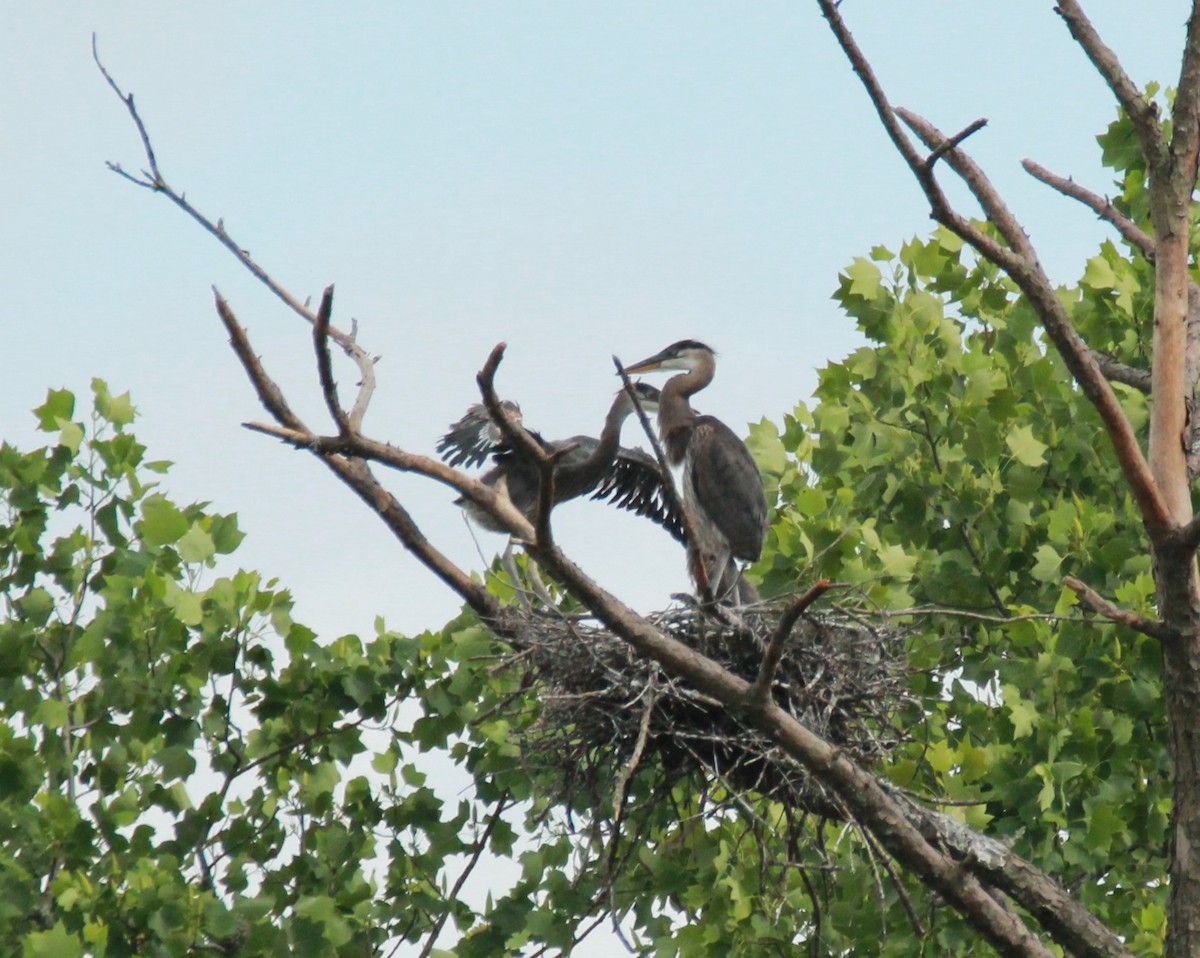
[507,603,916,827]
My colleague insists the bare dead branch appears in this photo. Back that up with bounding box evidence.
[312,286,350,435]
[1062,576,1180,642]
[892,109,1172,543]
[1020,159,1155,260]
[1052,1,1163,163]
[214,290,305,432]
[476,343,559,547]
[94,44,367,349]
[215,295,515,619]
[749,580,833,706]
[924,117,988,171]
[611,679,658,825]
[239,419,534,539]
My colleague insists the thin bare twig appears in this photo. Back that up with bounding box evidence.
[416,794,512,958]
[312,286,350,435]
[476,343,558,546]
[924,117,988,171]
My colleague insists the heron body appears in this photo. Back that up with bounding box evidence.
[438,382,682,538]
[624,340,767,604]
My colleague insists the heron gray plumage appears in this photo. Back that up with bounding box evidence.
[623,340,767,604]
[438,383,684,600]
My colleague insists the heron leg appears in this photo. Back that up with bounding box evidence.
[501,538,556,609]
[501,539,536,613]
[525,558,556,607]
[707,546,737,605]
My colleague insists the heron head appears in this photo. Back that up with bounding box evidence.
[623,340,715,375]
[617,381,662,414]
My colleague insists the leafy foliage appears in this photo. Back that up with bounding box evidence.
[745,129,1167,948]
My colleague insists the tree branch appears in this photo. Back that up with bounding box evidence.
[416,793,512,958]
[216,296,515,621]
[476,343,558,547]
[1020,159,1155,260]
[906,800,1138,958]
[533,542,1058,958]
[312,286,351,435]
[1062,575,1180,642]
[1090,350,1151,393]
[748,580,833,706]
[1052,1,1163,163]
[817,0,1172,546]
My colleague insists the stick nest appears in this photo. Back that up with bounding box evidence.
[511,604,916,821]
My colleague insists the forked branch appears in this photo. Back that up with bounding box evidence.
[817,0,1173,545]
[1052,2,1163,164]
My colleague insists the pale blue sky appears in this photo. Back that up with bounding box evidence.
[1,2,1185,637]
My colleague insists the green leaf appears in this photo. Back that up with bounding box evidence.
[1031,544,1063,582]
[139,494,188,546]
[92,379,136,427]
[1003,684,1038,739]
[177,523,216,563]
[35,698,70,730]
[1006,424,1048,467]
[34,389,75,431]
[844,257,884,300]
[22,922,84,958]
[164,580,203,626]
[1081,254,1117,291]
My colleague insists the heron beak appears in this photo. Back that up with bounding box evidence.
[622,349,669,375]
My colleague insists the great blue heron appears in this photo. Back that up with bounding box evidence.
[623,340,767,604]
[438,382,683,599]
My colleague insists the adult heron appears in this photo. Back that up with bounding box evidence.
[438,383,683,598]
[623,340,767,604]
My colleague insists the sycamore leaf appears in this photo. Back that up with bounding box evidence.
[34,389,75,432]
[1003,684,1038,739]
[1082,254,1118,291]
[1006,424,1048,467]
[139,495,188,546]
[177,523,216,563]
[1031,544,1063,582]
[844,257,884,300]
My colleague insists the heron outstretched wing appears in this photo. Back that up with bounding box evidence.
[436,400,523,468]
[590,447,686,543]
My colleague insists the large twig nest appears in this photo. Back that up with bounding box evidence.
[510,604,915,822]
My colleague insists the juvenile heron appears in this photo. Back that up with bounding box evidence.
[623,340,767,604]
[438,383,683,598]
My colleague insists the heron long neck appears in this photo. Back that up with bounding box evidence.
[659,354,713,466]
[554,392,634,499]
